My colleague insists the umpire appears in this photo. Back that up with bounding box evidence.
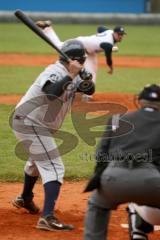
[84,84,160,240]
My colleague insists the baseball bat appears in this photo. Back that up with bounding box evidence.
[14,9,70,62]
[14,9,93,90]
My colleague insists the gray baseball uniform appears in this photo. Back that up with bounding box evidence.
[12,39,95,230]
[12,61,84,184]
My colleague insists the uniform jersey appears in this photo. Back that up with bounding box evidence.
[76,30,114,54]
[13,61,86,184]
[15,61,81,130]
[43,27,115,86]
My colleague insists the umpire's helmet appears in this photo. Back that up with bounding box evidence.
[138,84,160,102]
[60,39,86,64]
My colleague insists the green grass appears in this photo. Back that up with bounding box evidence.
[1,23,160,56]
[96,67,160,93]
[0,22,160,182]
[0,65,160,95]
[118,25,160,56]
[0,65,160,181]
[0,105,25,181]
[0,105,97,181]
[0,66,43,94]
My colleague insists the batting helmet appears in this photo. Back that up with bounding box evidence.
[60,39,86,64]
[138,84,160,102]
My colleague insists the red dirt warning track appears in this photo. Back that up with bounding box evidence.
[0,54,160,68]
[0,92,136,113]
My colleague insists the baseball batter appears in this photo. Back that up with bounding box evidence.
[12,39,95,231]
[36,21,126,100]
[84,84,160,240]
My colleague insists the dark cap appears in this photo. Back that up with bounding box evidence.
[114,26,126,35]
[138,84,160,102]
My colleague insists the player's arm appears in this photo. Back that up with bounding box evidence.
[42,76,72,99]
[100,42,113,74]
[42,60,83,99]
[43,76,95,99]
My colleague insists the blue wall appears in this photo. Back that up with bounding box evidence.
[0,0,147,13]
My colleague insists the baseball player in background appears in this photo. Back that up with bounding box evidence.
[11,39,95,231]
[83,84,160,240]
[36,21,126,101]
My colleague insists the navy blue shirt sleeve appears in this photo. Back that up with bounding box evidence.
[42,76,72,99]
[100,42,113,67]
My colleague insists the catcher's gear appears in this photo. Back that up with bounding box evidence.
[60,39,86,64]
[127,203,153,240]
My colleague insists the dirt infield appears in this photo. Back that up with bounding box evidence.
[0,54,160,240]
[0,182,125,240]
[0,182,159,240]
[1,53,160,68]
[0,92,136,114]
